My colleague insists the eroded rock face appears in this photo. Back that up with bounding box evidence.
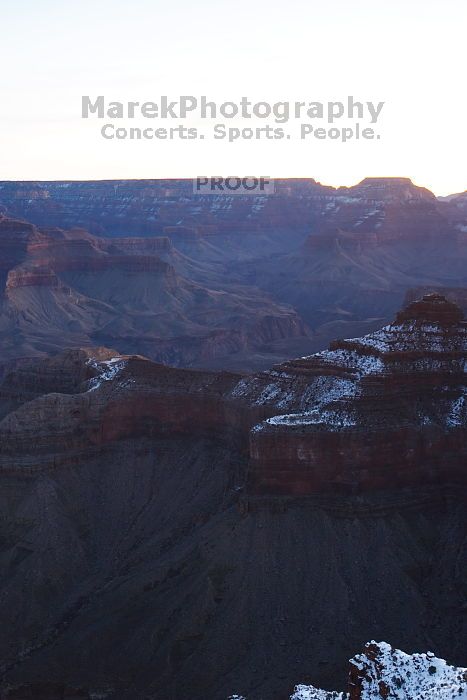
[0,297,466,700]
[405,287,467,316]
[347,642,467,699]
[396,293,464,325]
[290,641,467,700]
[343,177,435,203]
[0,178,442,239]
[1,177,467,372]
[0,350,277,475]
[0,215,310,369]
[1,295,465,491]
[248,294,467,494]
[0,179,333,236]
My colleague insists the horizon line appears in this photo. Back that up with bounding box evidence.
[0,176,464,199]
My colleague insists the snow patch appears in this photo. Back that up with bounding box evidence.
[86,358,127,392]
[291,687,344,700]
[446,388,467,427]
[229,642,467,700]
[352,641,467,700]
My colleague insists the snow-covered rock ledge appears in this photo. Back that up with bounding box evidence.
[229,641,467,699]
[85,357,128,392]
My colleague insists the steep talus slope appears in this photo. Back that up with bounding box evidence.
[0,218,43,291]
[0,216,310,368]
[0,296,465,699]
[238,224,467,340]
[0,457,465,700]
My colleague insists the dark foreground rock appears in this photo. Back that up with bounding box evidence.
[0,296,465,699]
[289,641,467,699]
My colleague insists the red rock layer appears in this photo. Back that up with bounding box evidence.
[0,295,465,494]
[249,294,467,494]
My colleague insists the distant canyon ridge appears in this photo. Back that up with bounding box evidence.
[0,177,466,371]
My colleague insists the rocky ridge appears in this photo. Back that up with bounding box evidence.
[1,177,467,371]
[0,296,465,700]
[289,641,467,699]
[246,294,466,494]
[229,641,467,699]
[0,178,446,239]
[0,215,309,368]
[0,294,465,493]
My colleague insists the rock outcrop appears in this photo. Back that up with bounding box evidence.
[248,294,467,494]
[0,178,447,239]
[405,286,467,315]
[290,641,467,699]
[1,176,467,371]
[0,296,465,700]
[1,294,465,490]
[0,215,310,369]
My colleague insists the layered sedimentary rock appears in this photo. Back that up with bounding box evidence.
[234,221,467,349]
[341,177,435,202]
[0,353,250,472]
[0,179,334,236]
[1,294,464,490]
[0,215,310,368]
[405,286,467,315]
[1,175,467,371]
[248,294,467,494]
[0,178,449,240]
[0,296,466,700]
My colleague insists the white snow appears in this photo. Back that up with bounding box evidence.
[263,406,356,430]
[241,315,466,436]
[342,322,467,354]
[229,642,467,700]
[337,196,361,204]
[86,358,128,391]
[353,641,467,700]
[310,348,385,376]
[446,388,467,427]
[291,687,344,700]
[254,383,283,405]
[229,378,251,398]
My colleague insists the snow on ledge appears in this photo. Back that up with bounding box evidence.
[228,642,467,700]
[86,358,128,392]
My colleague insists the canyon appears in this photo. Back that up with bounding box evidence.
[0,177,466,371]
[0,293,465,699]
[0,178,466,699]
[0,215,309,369]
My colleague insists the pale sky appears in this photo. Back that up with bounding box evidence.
[0,0,465,195]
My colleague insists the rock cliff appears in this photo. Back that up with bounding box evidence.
[248,294,466,494]
[0,296,465,700]
[0,215,310,369]
[1,177,467,372]
[290,641,467,699]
